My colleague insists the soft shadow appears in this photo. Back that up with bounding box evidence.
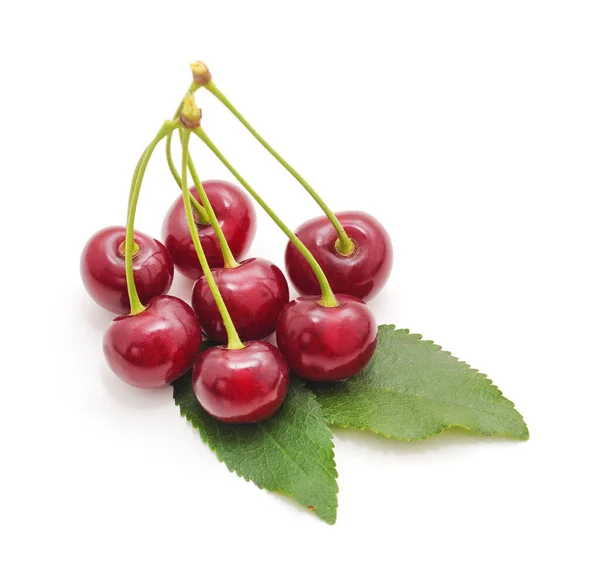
[77,273,195,334]
[332,425,521,456]
[78,295,116,335]
[264,332,277,346]
[268,491,333,526]
[99,363,173,410]
[169,273,195,304]
[367,278,403,324]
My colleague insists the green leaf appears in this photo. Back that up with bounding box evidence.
[173,372,338,524]
[312,325,529,441]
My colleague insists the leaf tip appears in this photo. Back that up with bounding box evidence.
[321,509,337,525]
[516,421,530,440]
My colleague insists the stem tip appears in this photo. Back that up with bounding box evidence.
[334,236,355,257]
[180,93,201,129]
[190,61,212,86]
[118,240,140,258]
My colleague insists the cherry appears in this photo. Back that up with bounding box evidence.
[285,211,392,301]
[81,226,174,314]
[191,258,289,343]
[193,341,289,423]
[103,295,202,388]
[162,180,256,280]
[276,294,377,382]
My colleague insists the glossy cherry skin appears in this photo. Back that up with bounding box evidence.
[103,296,202,388]
[191,258,289,343]
[162,181,256,280]
[81,226,174,314]
[193,341,289,423]
[285,211,392,301]
[276,294,377,382]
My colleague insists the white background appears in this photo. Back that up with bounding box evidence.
[1,1,599,572]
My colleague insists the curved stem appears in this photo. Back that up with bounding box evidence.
[168,85,234,264]
[125,121,176,315]
[194,126,339,308]
[165,129,182,188]
[125,155,144,254]
[204,80,355,256]
[124,158,145,314]
[188,157,238,268]
[166,118,235,263]
[166,127,210,224]
[165,84,209,224]
[180,130,244,349]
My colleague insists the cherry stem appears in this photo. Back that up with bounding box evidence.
[194,126,339,308]
[204,80,355,256]
[167,131,237,268]
[189,160,239,268]
[125,155,144,255]
[125,121,177,315]
[166,131,210,223]
[168,90,237,266]
[165,130,183,187]
[165,84,210,225]
[180,129,245,349]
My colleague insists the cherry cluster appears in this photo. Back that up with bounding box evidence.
[81,62,392,424]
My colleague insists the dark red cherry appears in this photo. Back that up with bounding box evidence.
[103,296,202,388]
[276,294,377,382]
[191,258,289,343]
[81,226,174,314]
[193,341,289,423]
[162,180,256,280]
[285,211,392,301]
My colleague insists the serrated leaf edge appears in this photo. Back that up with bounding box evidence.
[174,382,339,525]
[324,324,530,442]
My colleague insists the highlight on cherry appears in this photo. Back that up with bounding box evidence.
[80,60,392,423]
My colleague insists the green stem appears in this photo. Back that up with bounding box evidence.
[166,129,209,222]
[180,130,245,349]
[125,121,177,315]
[194,126,339,308]
[165,129,182,188]
[165,83,209,224]
[125,155,143,254]
[204,80,355,256]
[188,159,238,268]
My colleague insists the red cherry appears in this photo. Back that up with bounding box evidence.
[103,296,202,388]
[80,226,174,314]
[193,341,289,423]
[285,211,392,301]
[162,181,256,280]
[191,258,289,343]
[276,294,377,382]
